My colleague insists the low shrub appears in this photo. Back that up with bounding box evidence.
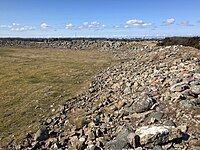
[157,37,200,50]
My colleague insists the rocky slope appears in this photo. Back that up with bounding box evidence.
[4,42,200,150]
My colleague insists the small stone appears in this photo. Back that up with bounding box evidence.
[15,145,22,150]
[95,114,101,125]
[79,137,86,142]
[177,125,188,133]
[119,109,129,117]
[180,99,200,106]
[194,73,200,79]
[53,143,58,149]
[135,147,143,150]
[124,86,131,95]
[45,138,57,148]
[191,85,200,95]
[155,104,166,112]
[96,138,104,148]
[70,136,79,149]
[108,105,118,112]
[191,99,200,106]
[164,120,176,127]
[170,82,189,92]
[190,80,200,86]
[150,111,164,121]
[153,145,163,150]
[115,100,126,110]
[104,115,111,123]
[77,137,87,150]
[127,132,140,148]
[89,87,96,93]
[69,116,87,129]
[87,140,94,149]
[46,118,52,124]
[86,130,95,140]
[88,121,96,128]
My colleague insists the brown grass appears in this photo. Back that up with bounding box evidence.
[193,140,200,146]
[0,47,117,146]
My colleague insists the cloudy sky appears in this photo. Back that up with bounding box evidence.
[0,0,200,38]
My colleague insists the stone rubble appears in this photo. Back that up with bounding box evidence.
[2,39,200,150]
[0,38,139,51]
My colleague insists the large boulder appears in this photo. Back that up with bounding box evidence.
[135,125,188,148]
[130,94,156,113]
[34,126,49,141]
[104,126,135,150]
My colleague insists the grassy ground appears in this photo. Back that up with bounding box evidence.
[0,47,117,146]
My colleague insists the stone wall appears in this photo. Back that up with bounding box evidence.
[0,38,138,50]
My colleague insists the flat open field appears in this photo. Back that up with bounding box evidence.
[0,47,117,146]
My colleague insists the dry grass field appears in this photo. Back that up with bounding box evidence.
[0,47,117,146]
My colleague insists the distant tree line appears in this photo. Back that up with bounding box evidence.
[157,37,200,50]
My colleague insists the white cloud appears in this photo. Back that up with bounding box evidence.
[113,25,128,29]
[10,26,34,31]
[12,23,20,26]
[124,25,130,28]
[179,21,194,26]
[132,23,140,26]
[126,19,144,25]
[0,23,34,31]
[79,21,106,29]
[83,22,89,26]
[40,23,49,29]
[141,23,152,27]
[65,23,73,29]
[126,19,152,27]
[164,18,175,25]
[114,25,121,28]
[0,25,12,28]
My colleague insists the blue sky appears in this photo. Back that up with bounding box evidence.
[0,0,200,38]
